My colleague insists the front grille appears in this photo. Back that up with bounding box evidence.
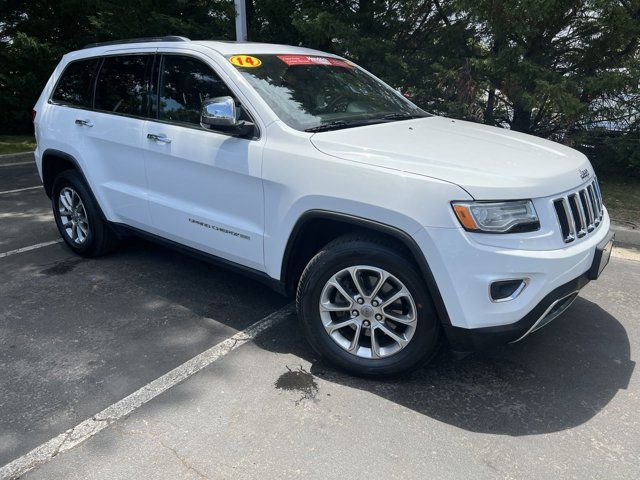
[553,178,603,243]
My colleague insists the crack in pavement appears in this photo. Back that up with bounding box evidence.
[109,422,211,480]
[158,438,211,480]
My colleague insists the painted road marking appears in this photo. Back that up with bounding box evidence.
[0,303,295,480]
[0,151,34,159]
[0,186,42,195]
[0,161,34,167]
[0,240,63,259]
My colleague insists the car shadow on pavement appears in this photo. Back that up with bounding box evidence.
[256,296,635,436]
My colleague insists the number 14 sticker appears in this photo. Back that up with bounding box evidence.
[229,55,262,68]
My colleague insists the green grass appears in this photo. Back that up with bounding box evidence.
[0,135,36,155]
[599,176,640,229]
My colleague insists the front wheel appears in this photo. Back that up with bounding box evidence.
[296,234,441,376]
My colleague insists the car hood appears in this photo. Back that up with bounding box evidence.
[310,116,593,199]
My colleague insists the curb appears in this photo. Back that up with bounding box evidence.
[612,224,640,249]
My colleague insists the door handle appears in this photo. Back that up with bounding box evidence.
[75,119,93,127]
[147,133,172,144]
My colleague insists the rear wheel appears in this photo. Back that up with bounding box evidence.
[297,234,441,376]
[52,170,119,257]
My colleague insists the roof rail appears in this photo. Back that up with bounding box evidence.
[82,36,190,49]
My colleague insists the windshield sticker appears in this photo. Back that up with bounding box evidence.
[229,55,262,68]
[277,55,352,68]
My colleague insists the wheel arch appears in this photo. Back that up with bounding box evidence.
[42,149,87,198]
[281,209,451,326]
[41,149,109,222]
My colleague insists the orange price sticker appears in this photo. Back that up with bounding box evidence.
[229,55,262,68]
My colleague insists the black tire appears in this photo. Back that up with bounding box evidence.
[52,170,119,257]
[296,234,441,377]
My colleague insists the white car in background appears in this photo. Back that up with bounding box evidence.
[33,36,613,376]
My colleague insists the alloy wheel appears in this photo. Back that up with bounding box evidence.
[319,265,417,359]
[58,187,90,245]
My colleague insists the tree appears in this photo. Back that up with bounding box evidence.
[1,0,638,176]
[247,0,473,116]
[454,0,640,138]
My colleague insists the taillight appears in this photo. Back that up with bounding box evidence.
[32,109,37,122]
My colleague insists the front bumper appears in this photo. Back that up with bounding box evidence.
[442,271,590,351]
[413,210,612,349]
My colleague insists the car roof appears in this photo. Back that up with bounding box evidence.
[71,39,340,60]
[194,41,338,57]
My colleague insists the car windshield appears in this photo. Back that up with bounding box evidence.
[228,54,428,132]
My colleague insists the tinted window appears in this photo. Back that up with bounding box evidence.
[51,59,100,107]
[94,55,153,116]
[158,55,233,125]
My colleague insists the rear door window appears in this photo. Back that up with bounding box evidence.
[94,55,154,117]
[51,58,100,108]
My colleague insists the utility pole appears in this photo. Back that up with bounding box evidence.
[234,0,247,42]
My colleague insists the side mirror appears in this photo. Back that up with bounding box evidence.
[200,96,237,129]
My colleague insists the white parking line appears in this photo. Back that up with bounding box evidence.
[0,161,34,167]
[0,303,295,480]
[0,186,42,195]
[0,240,63,259]
[0,151,34,158]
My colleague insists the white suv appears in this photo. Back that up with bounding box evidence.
[33,37,614,376]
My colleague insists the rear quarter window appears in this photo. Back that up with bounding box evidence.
[51,58,101,108]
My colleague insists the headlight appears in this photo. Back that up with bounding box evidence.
[451,200,539,233]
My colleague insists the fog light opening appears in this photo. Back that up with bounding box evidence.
[490,279,528,303]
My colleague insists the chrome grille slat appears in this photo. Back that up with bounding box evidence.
[580,189,595,231]
[593,180,603,211]
[587,185,600,225]
[553,198,576,243]
[569,194,587,237]
[553,178,604,243]
[592,180,603,219]
[561,198,576,242]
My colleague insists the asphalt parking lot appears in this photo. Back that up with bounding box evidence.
[1,153,639,479]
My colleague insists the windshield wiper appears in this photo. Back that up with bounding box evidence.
[382,113,425,121]
[304,113,428,133]
[304,121,349,133]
